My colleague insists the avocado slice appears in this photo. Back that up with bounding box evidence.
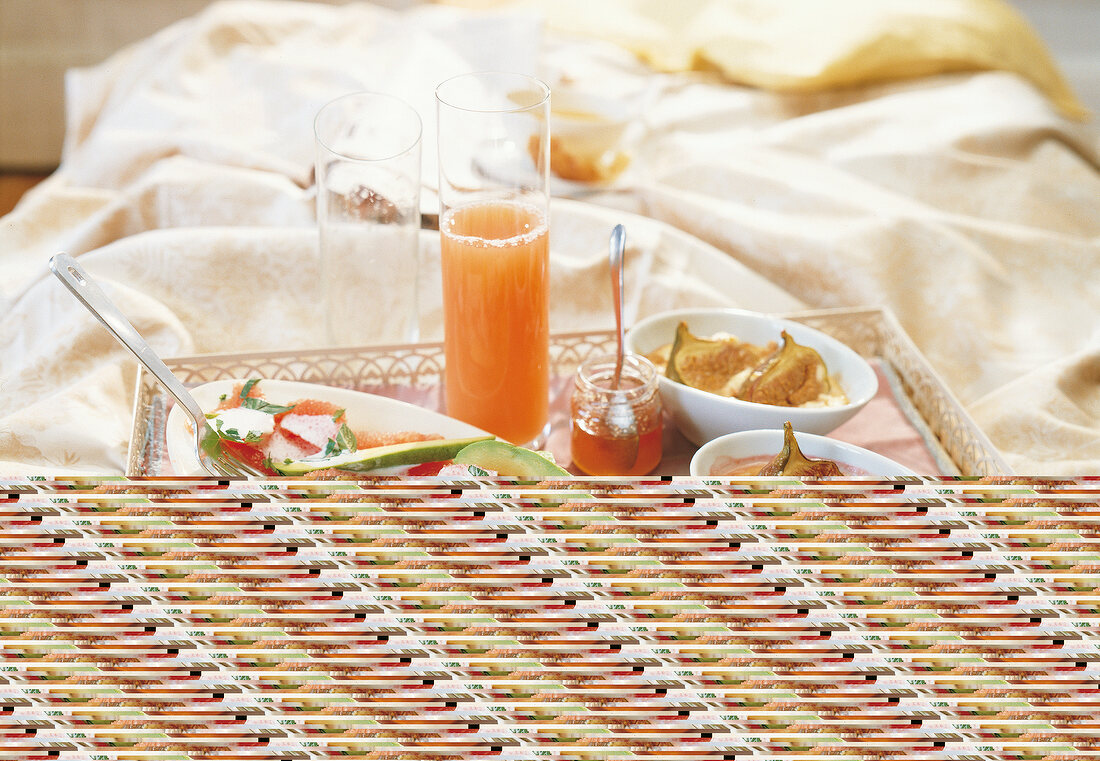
[451,439,570,478]
[272,435,493,475]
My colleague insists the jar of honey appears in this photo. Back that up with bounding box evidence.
[570,353,663,476]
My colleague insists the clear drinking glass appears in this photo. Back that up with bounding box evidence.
[435,72,551,446]
[314,92,422,346]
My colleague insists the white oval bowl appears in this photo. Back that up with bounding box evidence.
[625,308,877,445]
[690,428,918,478]
[166,378,490,476]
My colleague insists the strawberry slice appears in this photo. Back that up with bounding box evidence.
[406,461,449,476]
[217,437,274,475]
[275,399,344,423]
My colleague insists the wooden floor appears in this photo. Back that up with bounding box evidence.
[0,173,50,216]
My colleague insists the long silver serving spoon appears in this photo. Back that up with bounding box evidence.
[49,253,261,477]
[606,224,639,471]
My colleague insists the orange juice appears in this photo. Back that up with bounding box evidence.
[440,200,549,445]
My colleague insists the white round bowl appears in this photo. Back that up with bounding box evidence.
[624,308,877,445]
[690,428,918,478]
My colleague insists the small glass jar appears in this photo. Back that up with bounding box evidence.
[570,352,663,476]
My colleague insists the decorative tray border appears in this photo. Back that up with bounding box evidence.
[127,306,1010,476]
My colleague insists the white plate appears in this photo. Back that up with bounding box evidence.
[165,378,490,476]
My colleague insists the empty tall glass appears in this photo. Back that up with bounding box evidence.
[436,72,551,446]
[315,92,422,346]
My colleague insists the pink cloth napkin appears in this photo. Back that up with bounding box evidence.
[828,363,941,475]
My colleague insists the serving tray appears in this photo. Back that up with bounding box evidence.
[126,306,1010,476]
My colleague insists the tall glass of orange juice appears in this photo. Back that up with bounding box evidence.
[435,72,551,446]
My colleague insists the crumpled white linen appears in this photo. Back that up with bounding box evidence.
[0,0,1097,474]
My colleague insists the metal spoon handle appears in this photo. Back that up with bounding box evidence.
[609,224,627,387]
[48,253,208,427]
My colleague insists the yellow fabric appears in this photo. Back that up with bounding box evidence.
[460,0,1088,119]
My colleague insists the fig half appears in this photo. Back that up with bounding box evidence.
[757,421,844,477]
[665,321,774,396]
[738,330,840,407]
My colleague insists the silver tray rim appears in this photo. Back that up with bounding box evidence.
[126,305,1010,477]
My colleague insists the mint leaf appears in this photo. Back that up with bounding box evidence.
[332,408,346,421]
[211,418,261,444]
[240,378,260,399]
[317,423,357,459]
[335,423,357,452]
[199,425,224,457]
[241,397,295,415]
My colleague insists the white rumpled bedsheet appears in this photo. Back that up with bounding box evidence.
[1,0,1097,475]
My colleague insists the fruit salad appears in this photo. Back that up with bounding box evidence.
[203,379,566,478]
